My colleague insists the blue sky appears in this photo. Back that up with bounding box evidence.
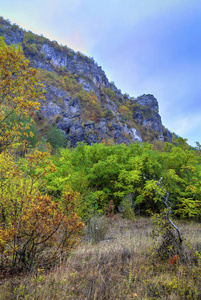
[1,0,201,146]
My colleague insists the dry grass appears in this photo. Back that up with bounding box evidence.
[1,216,201,299]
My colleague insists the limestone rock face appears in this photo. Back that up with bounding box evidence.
[78,79,92,92]
[0,17,173,146]
[68,119,84,147]
[123,125,143,143]
[133,95,165,141]
[135,94,159,113]
[39,85,83,147]
[39,44,110,93]
[37,83,172,147]
[39,83,143,147]
[40,102,61,120]
[0,26,24,45]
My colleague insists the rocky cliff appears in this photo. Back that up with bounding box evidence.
[0,17,172,147]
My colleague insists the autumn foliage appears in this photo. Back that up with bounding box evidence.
[0,37,43,153]
[0,40,84,271]
[0,150,84,270]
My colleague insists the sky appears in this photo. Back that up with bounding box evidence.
[1,0,201,146]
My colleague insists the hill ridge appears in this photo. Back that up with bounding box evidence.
[0,16,172,147]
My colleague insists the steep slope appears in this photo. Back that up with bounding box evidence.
[0,17,172,147]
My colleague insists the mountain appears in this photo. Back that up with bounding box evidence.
[0,17,172,147]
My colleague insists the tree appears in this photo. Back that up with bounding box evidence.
[0,151,84,270]
[47,125,67,149]
[154,180,182,243]
[0,38,44,153]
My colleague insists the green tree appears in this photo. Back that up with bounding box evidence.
[47,125,67,149]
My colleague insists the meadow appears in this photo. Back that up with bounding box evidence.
[1,215,201,300]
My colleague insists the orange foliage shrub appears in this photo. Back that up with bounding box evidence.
[0,151,84,270]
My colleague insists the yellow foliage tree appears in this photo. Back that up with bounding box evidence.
[0,151,84,270]
[0,37,44,153]
[0,38,84,271]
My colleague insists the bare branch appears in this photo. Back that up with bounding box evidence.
[155,181,182,244]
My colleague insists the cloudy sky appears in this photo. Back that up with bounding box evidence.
[1,0,201,146]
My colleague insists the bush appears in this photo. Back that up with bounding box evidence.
[0,152,84,271]
[151,213,197,265]
[47,125,67,149]
[119,194,135,220]
[85,215,110,243]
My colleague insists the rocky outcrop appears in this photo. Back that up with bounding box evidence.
[134,94,159,113]
[0,17,173,147]
[39,44,110,93]
[34,44,172,146]
[0,25,24,45]
[132,95,165,141]
[39,84,136,147]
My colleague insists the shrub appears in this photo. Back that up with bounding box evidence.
[47,125,67,149]
[0,151,84,271]
[85,215,110,243]
[119,194,135,220]
[151,213,197,265]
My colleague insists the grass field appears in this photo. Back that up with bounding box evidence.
[1,216,201,299]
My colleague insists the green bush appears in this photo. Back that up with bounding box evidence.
[119,194,135,220]
[47,125,67,149]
